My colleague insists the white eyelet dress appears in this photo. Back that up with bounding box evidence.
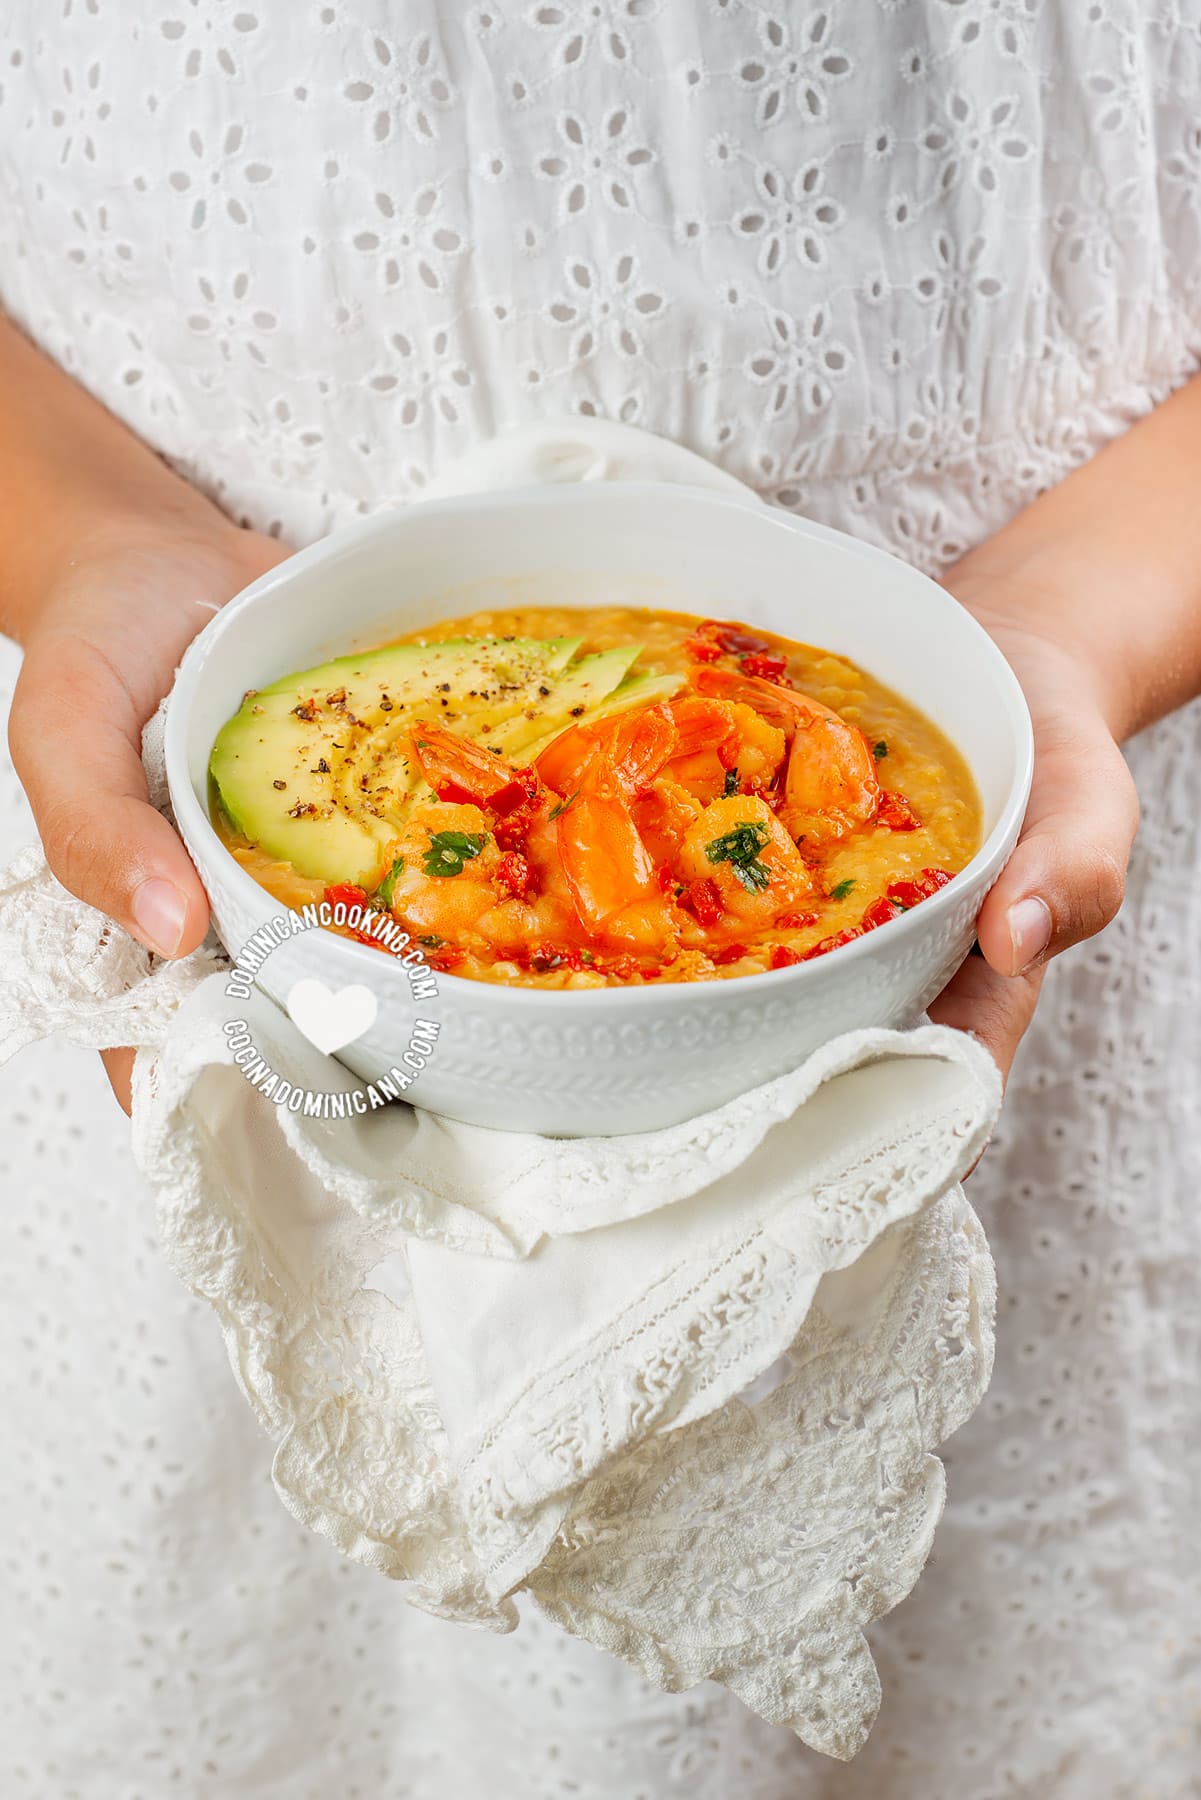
[1,4,1199,1796]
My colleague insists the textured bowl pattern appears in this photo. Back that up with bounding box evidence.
[166,484,1032,1136]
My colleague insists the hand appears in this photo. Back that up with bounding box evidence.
[8,518,289,1110]
[927,571,1139,1085]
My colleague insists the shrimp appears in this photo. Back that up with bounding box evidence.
[409,713,676,953]
[662,695,786,803]
[384,800,506,942]
[397,686,839,961]
[531,719,593,795]
[689,664,878,846]
[382,796,588,958]
[551,706,681,950]
[397,729,585,954]
[630,776,702,867]
[689,664,800,732]
[554,787,665,945]
[539,695,794,946]
[533,702,676,796]
[406,720,537,811]
[543,694,785,807]
[677,795,814,939]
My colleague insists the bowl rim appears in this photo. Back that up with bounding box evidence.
[165,479,1035,1010]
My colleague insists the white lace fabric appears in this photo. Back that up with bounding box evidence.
[2,0,1201,1793]
[0,905,998,1800]
[0,521,1000,1752]
[124,955,998,1763]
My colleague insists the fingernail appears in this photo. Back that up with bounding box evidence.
[132,878,187,957]
[1007,896,1052,976]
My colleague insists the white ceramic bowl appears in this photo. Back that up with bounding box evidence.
[165,482,1033,1136]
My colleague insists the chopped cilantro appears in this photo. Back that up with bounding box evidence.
[723,767,741,797]
[872,740,889,760]
[418,934,445,948]
[375,854,405,907]
[830,878,856,901]
[705,821,772,893]
[547,790,580,821]
[423,830,487,878]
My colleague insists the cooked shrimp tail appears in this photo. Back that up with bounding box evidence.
[688,664,878,844]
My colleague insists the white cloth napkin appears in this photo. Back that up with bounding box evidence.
[0,422,1002,1759]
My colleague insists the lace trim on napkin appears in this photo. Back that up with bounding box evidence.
[533,1191,995,1760]
[131,1018,993,1759]
[0,845,220,1059]
[450,1080,994,1599]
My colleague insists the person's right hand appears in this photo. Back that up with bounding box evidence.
[7,517,289,1108]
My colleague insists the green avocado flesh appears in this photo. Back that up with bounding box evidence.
[209,634,686,886]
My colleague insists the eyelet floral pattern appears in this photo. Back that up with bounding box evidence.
[1,0,1201,1794]
[0,0,1195,554]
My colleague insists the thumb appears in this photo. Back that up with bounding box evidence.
[975,710,1139,978]
[9,641,210,957]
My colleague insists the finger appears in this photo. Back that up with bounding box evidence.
[927,951,1044,1088]
[100,1047,135,1115]
[9,641,210,957]
[975,715,1138,978]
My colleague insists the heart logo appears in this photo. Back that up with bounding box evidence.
[285,978,379,1056]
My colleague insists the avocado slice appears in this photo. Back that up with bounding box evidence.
[211,690,392,885]
[488,646,643,757]
[212,637,583,885]
[513,667,688,767]
[254,635,583,700]
[208,634,669,886]
[571,667,687,727]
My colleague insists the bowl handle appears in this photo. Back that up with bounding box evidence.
[421,418,763,506]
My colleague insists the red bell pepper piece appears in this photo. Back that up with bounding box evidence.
[876,789,921,831]
[681,877,724,927]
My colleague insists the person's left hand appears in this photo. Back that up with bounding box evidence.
[926,573,1139,1085]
